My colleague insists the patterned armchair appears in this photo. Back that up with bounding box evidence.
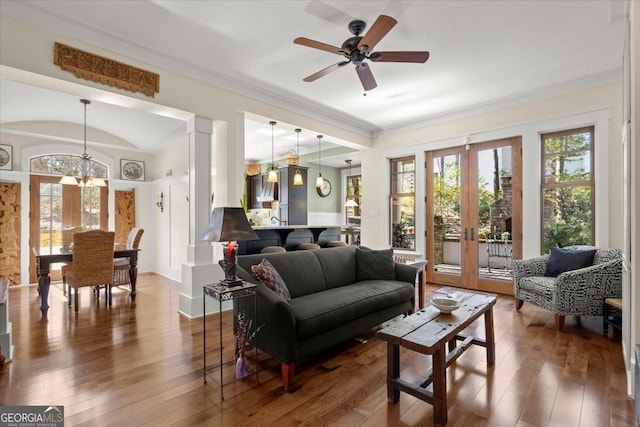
[512,246,622,330]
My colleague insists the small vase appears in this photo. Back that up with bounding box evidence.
[235,352,250,379]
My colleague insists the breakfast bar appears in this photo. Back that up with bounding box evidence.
[237,225,342,254]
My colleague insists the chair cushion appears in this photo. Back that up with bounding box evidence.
[518,276,557,300]
[355,248,395,281]
[545,247,596,277]
[251,259,291,300]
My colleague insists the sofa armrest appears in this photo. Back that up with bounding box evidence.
[555,259,623,298]
[394,262,418,286]
[252,285,299,364]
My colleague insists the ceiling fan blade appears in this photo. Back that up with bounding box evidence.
[303,61,350,82]
[357,15,397,52]
[294,37,343,55]
[356,63,377,91]
[369,51,430,63]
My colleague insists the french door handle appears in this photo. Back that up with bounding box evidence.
[463,228,468,241]
[470,227,475,241]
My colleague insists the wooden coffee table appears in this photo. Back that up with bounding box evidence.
[376,288,496,426]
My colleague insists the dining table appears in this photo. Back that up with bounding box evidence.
[34,243,140,316]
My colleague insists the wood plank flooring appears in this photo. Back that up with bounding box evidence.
[0,274,635,426]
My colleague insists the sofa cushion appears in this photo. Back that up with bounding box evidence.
[251,259,291,300]
[545,247,596,277]
[288,280,414,340]
[238,250,327,298]
[355,248,395,281]
[313,246,358,289]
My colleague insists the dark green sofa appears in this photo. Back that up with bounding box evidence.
[235,245,417,390]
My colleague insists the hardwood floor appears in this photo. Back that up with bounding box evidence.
[0,274,635,426]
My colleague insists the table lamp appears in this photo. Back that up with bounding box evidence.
[202,207,259,287]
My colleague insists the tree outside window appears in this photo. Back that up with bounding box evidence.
[390,156,415,250]
[541,127,594,253]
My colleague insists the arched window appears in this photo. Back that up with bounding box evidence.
[30,154,107,179]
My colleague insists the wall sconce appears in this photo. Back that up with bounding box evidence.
[156,191,164,212]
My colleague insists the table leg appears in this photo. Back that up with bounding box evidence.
[38,273,50,316]
[129,252,138,301]
[484,306,495,365]
[432,344,447,426]
[417,269,425,310]
[386,342,400,403]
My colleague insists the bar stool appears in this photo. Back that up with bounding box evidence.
[298,243,320,250]
[261,246,286,253]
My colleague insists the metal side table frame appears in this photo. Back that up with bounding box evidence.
[203,282,258,400]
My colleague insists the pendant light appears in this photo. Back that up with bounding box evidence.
[315,134,324,188]
[344,159,358,207]
[267,121,278,183]
[59,99,106,187]
[293,128,304,186]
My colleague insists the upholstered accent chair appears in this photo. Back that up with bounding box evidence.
[512,246,622,330]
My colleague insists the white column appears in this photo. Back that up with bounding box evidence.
[179,115,217,318]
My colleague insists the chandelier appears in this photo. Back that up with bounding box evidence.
[59,99,107,187]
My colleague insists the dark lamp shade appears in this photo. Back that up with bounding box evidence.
[201,207,259,242]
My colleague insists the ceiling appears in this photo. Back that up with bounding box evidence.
[0,0,626,168]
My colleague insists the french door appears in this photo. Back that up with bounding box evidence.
[29,175,108,282]
[425,137,522,294]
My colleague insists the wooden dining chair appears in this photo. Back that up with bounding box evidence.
[113,228,144,292]
[64,230,115,312]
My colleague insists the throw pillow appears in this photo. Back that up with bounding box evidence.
[355,248,395,281]
[544,247,596,277]
[251,259,291,300]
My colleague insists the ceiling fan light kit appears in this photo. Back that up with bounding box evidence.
[294,14,429,92]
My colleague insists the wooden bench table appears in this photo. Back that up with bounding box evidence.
[376,288,496,426]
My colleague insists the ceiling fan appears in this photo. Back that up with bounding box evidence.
[294,15,429,91]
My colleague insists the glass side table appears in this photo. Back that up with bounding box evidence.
[203,281,258,400]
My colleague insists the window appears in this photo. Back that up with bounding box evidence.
[390,156,415,250]
[345,173,361,226]
[541,126,594,253]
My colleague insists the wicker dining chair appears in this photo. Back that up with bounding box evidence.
[64,230,115,312]
[113,228,144,291]
[59,226,85,296]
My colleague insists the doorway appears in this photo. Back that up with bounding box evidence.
[29,175,108,283]
[425,137,522,294]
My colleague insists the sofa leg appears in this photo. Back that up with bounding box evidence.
[515,299,524,311]
[555,314,565,331]
[281,363,295,391]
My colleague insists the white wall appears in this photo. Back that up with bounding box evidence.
[361,83,622,257]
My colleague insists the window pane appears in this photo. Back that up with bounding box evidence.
[390,195,415,249]
[542,186,592,253]
[543,131,592,184]
[391,158,415,194]
[390,156,415,250]
[39,182,63,255]
[81,187,101,229]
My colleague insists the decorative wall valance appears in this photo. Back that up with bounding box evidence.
[54,42,159,97]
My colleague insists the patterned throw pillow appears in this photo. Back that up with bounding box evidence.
[251,259,291,300]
